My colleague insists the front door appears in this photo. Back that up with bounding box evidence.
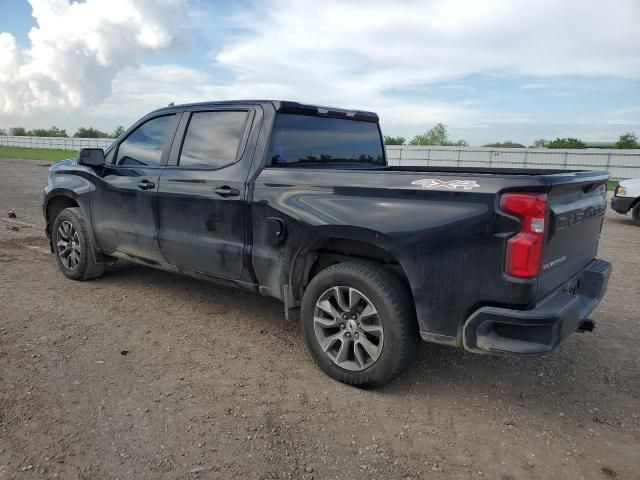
[91,113,179,263]
[157,109,252,279]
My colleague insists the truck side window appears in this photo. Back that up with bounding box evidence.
[178,111,248,169]
[115,114,175,167]
[269,114,385,167]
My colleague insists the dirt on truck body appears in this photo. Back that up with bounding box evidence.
[42,100,611,388]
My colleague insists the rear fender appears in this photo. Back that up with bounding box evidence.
[288,225,404,303]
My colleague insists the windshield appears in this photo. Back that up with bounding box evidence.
[269,113,385,168]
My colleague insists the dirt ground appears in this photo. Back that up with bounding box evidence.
[0,157,638,480]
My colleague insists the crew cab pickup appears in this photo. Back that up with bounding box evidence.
[43,100,611,387]
[611,178,640,225]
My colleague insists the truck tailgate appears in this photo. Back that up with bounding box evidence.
[537,177,608,300]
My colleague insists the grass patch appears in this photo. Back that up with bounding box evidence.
[607,180,618,191]
[0,145,77,162]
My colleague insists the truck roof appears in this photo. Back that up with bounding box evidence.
[149,100,379,123]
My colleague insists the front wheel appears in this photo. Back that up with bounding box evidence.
[301,261,419,388]
[52,207,104,281]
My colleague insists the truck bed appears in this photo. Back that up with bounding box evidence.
[386,165,584,176]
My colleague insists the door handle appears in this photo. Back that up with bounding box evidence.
[137,180,155,190]
[214,186,240,198]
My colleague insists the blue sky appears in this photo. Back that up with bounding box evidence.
[1,0,639,145]
[1,1,31,42]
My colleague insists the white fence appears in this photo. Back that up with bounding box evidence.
[1,135,638,179]
[386,146,640,179]
[0,135,113,150]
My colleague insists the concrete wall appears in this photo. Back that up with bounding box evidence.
[1,135,638,179]
[386,146,640,179]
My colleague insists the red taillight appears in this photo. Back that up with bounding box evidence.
[500,193,548,278]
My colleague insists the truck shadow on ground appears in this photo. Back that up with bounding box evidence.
[99,261,621,416]
[606,214,637,227]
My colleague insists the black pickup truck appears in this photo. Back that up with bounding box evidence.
[43,100,611,387]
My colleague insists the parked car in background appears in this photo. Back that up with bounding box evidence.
[43,100,611,387]
[611,179,640,225]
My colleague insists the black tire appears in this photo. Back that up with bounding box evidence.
[51,207,105,281]
[632,203,640,226]
[301,261,419,388]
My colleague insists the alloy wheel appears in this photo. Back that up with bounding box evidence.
[56,220,81,270]
[313,286,384,371]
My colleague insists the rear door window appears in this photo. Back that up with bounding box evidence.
[179,111,249,168]
[269,114,385,167]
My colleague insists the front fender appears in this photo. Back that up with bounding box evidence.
[43,163,101,256]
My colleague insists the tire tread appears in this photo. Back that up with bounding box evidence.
[301,261,419,388]
[52,207,104,281]
[632,203,640,226]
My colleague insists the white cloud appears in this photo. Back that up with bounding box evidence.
[216,0,640,80]
[440,84,475,93]
[1,0,639,144]
[519,83,546,90]
[606,105,640,123]
[207,0,640,131]
[93,64,211,122]
[0,0,187,114]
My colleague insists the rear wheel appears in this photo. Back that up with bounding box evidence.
[52,207,104,281]
[632,202,640,226]
[301,261,419,388]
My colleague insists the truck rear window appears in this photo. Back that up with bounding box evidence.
[269,114,385,167]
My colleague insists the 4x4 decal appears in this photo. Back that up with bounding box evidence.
[411,178,480,190]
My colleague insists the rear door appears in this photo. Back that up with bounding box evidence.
[156,108,254,279]
[92,113,179,263]
[537,176,608,298]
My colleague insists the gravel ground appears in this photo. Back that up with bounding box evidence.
[0,157,639,480]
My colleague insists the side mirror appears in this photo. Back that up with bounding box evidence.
[77,148,105,167]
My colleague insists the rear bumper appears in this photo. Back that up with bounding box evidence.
[611,196,633,214]
[463,259,611,355]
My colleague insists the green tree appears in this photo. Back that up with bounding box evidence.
[30,126,68,137]
[615,132,638,149]
[483,141,525,148]
[409,123,468,146]
[531,139,547,148]
[9,127,30,136]
[111,125,125,138]
[73,127,110,138]
[546,137,586,149]
[383,135,406,145]
[410,123,447,145]
[0,128,6,136]
[50,126,67,137]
